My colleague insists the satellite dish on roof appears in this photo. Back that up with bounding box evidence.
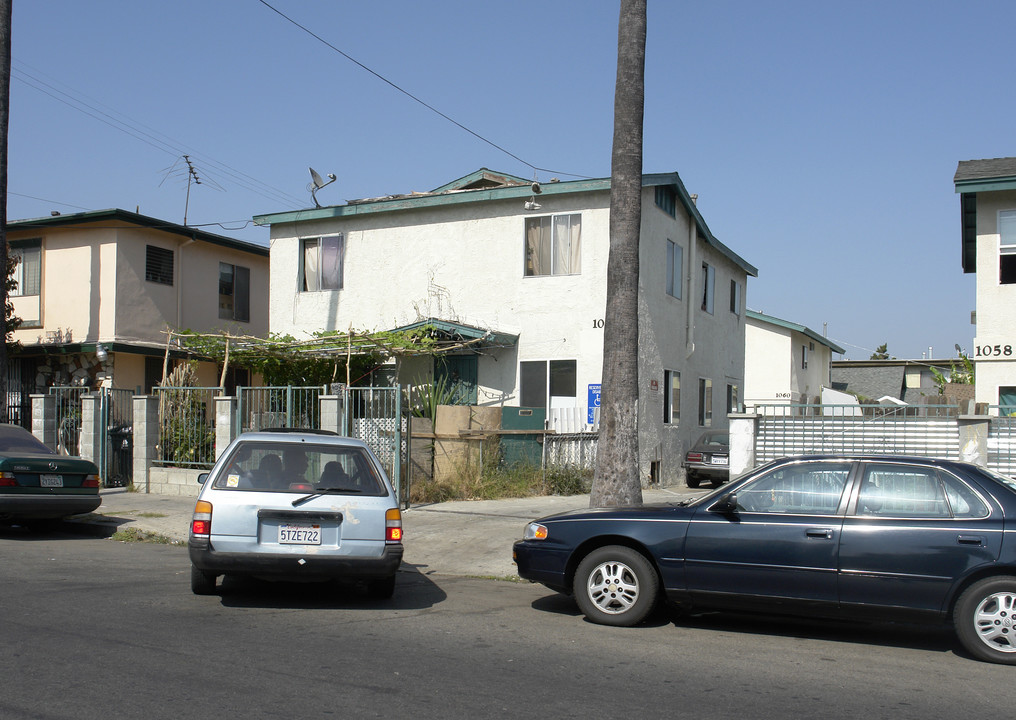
[307,167,337,208]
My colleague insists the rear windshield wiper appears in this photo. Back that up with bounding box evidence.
[292,487,361,507]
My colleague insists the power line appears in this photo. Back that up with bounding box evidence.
[257,0,594,181]
[11,61,307,208]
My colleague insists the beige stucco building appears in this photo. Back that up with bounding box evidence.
[5,209,269,417]
[255,169,757,485]
[955,158,1016,409]
[743,310,844,409]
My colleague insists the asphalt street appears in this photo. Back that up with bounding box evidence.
[4,532,1015,720]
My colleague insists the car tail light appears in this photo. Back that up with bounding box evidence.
[686,452,703,463]
[83,474,100,488]
[289,482,314,492]
[191,500,212,537]
[0,471,17,487]
[385,508,402,543]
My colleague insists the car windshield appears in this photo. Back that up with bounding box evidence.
[213,441,387,496]
[0,425,56,454]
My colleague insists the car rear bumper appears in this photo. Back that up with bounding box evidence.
[189,543,403,580]
[0,494,102,520]
[683,461,729,477]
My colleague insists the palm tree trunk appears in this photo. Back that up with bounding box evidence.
[0,0,12,422]
[590,0,646,507]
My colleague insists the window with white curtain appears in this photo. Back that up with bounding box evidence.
[302,235,344,291]
[524,214,581,276]
[10,239,41,297]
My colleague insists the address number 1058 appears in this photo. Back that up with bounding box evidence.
[975,345,1013,357]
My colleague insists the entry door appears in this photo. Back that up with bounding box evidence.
[684,461,853,606]
[436,355,478,405]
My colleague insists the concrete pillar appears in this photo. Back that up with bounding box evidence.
[79,394,103,467]
[133,395,160,493]
[215,396,238,459]
[957,414,990,467]
[31,394,56,450]
[319,395,342,435]
[728,412,758,478]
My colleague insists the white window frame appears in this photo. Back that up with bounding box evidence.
[664,369,680,424]
[999,210,1016,284]
[524,213,581,277]
[698,377,713,427]
[302,235,344,292]
[519,359,578,411]
[666,240,683,299]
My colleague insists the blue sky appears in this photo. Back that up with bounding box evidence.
[8,1,1012,360]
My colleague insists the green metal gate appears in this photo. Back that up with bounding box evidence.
[236,386,325,432]
[49,386,133,486]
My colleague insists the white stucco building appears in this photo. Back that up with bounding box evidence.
[743,310,844,408]
[955,157,1016,410]
[255,169,757,485]
[6,209,270,405]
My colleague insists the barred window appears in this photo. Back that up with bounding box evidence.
[146,245,174,285]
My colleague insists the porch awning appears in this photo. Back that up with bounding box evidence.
[387,319,518,351]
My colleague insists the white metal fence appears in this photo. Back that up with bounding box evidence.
[754,404,961,464]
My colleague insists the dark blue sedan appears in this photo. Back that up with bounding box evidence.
[512,455,1016,664]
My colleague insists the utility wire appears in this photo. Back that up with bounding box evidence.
[257,0,594,180]
[12,61,306,208]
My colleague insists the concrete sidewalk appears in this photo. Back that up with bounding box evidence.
[84,486,702,579]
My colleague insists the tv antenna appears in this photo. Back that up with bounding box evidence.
[308,167,336,208]
[183,155,201,225]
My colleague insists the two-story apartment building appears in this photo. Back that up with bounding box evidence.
[743,310,844,408]
[254,168,757,485]
[955,157,1016,409]
[6,209,270,413]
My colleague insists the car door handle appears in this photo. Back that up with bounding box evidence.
[806,528,834,539]
[958,535,984,546]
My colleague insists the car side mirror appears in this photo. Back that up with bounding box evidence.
[711,493,739,514]
[197,473,208,484]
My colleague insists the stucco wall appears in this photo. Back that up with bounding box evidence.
[270,192,612,410]
[745,320,792,403]
[268,184,752,486]
[12,225,120,344]
[10,220,269,348]
[973,189,1016,405]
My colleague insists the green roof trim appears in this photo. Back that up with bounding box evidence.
[430,168,532,193]
[7,208,269,257]
[954,177,1016,194]
[387,318,518,350]
[746,309,845,354]
[254,169,757,277]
